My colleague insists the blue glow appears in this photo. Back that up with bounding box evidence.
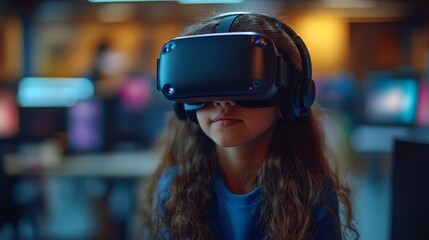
[18,77,95,107]
[364,77,418,125]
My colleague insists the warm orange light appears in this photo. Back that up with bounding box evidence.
[293,13,349,76]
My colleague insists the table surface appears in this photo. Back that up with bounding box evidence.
[3,150,159,178]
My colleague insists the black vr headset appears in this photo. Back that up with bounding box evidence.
[157,13,315,122]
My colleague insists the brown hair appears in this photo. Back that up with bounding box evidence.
[137,12,359,240]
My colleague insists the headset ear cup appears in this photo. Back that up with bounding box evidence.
[295,79,316,118]
[173,102,187,120]
[297,79,316,116]
[302,79,316,109]
[280,78,316,121]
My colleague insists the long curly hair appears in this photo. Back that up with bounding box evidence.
[137,12,359,240]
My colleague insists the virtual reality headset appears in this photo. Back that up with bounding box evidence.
[157,32,291,109]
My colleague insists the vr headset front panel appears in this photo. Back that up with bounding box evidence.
[157,33,285,104]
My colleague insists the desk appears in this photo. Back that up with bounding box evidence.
[3,151,159,178]
[351,125,429,153]
[350,125,411,153]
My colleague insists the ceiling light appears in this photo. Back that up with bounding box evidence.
[178,0,243,3]
[88,0,175,3]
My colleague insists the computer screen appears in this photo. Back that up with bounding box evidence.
[16,77,95,143]
[391,139,429,240]
[113,75,157,150]
[362,74,418,126]
[17,77,94,107]
[67,99,104,153]
[18,107,67,142]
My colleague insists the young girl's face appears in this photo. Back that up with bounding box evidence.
[196,100,280,148]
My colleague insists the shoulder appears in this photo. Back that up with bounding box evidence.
[158,167,178,191]
[148,167,178,239]
[153,167,178,207]
[314,177,339,220]
[321,177,339,211]
[313,177,341,239]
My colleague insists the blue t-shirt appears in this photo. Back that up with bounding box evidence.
[154,168,340,239]
[209,174,263,240]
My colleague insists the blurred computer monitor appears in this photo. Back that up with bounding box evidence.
[391,139,429,240]
[67,99,104,153]
[361,71,418,126]
[16,77,94,143]
[112,75,156,150]
[18,107,67,143]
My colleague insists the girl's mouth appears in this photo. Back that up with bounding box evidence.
[213,116,242,127]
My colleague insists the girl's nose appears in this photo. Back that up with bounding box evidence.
[212,100,236,107]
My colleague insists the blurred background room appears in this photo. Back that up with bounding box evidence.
[0,0,429,239]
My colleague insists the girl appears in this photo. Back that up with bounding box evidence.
[138,12,358,240]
